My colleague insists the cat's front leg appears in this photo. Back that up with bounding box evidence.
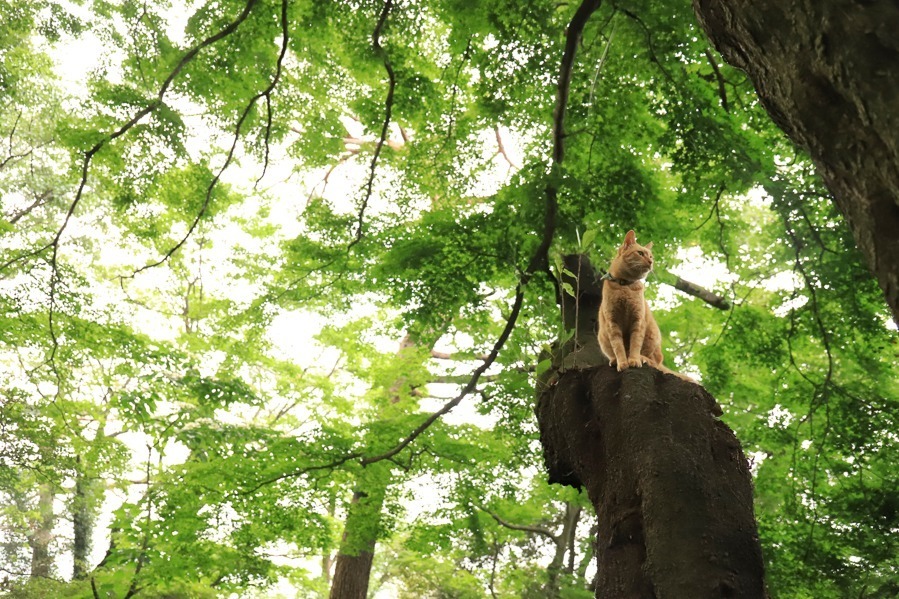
[604,324,629,371]
[627,322,647,368]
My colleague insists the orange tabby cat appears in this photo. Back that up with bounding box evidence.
[598,230,664,371]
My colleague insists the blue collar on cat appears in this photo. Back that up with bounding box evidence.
[601,272,638,286]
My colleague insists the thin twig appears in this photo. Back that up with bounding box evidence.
[614,6,676,85]
[588,12,616,107]
[494,125,519,169]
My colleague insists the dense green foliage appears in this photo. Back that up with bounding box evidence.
[0,0,896,597]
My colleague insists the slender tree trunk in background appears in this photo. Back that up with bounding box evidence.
[321,490,337,587]
[535,254,767,598]
[546,501,581,597]
[328,461,391,599]
[329,334,427,599]
[2,492,32,577]
[564,503,580,576]
[72,456,95,579]
[693,0,899,325]
[28,482,54,579]
[576,523,598,589]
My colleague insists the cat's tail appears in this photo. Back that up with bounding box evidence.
[656,363,697,384]
[641,356,697,384]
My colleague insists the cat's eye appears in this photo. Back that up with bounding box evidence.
[637,250,645,256]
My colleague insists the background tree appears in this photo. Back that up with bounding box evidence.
[0,0,896,598]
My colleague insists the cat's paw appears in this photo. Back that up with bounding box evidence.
[616,361,629,372]
[641,355,659,367]
[627,357,644,368]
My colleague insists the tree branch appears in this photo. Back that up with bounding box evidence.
[704,48,730,113]
[6,190,54,225]
[429,349,490,361]
[361,288,526,466]
[240,452,363,496]
[133,0,287,274]
[343,136,404,152]
[664,273,730,310]
[0,0,261,275]
[359,0,604,468]
[0,0,262,397]
[494,125,519,169]
[476,503,559,541]
[241,0,605,486]
[350,0,396,246]
[614,5,676,85]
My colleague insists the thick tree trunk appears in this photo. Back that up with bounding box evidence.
[28,482,54,579]
[693,0,899,324]
[535,254,767,598]
[538,367,766,598]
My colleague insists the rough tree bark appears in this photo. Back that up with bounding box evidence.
[693,0,899,324]
[535,255,767,598]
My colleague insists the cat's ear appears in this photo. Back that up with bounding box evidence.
[644,241,653,250]
[623,230,637,247]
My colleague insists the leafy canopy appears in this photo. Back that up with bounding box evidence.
[0,0,896,598]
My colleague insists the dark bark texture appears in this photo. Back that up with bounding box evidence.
[536,254,766,598]
[329,546,375,599]
[693,0,899,324]
[537,367,766,599]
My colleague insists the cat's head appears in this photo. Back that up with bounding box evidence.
[614,229,654,278]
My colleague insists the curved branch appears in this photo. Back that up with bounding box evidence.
[134,0,288,274]
[242,0,606,487]
[350,0,396,246]
[0,0,261,389]
[361,0,604,468]
[240,452,363,496]
[703,48,730,113]
[0,0,260,275]
[361,287,525,466]
[614,5,676,85]
[476,503,559,541]
[532,0,603,277]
